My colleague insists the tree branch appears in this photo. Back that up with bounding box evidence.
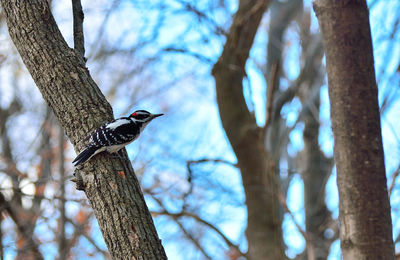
[72,0,85,59]
[151,193,246,258]
[174,220,212,260]
[389,164,400,196]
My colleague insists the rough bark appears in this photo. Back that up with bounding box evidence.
[0,1,166,259]
[212,0,286,259]
[313,1,394,259]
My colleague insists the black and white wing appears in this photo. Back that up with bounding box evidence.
[89,117,139,147]
[73,117,140,166]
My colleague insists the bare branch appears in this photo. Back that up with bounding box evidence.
[0,157,28,179]
[174,0,227,36]
[72,0,85,59]
[163,47,213,64]
[0,187,88,204]
[86,0,121,59]
[174,220,212,260]
[272,38,323,119]
[64,216,110,259]
[187,158,237,169]
[277,192,316,260]
[150,193,245,258]
[153,208,246,258]
[185,158,238,201]
[389,164,400,196]
[158,209,245,257]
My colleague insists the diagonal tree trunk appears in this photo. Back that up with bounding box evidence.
[313,1,394,259]
[212,0,286,259]
[0,1,166,259]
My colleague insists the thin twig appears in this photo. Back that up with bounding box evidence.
[187,158,238,168]
[72,0,85,59]
[151,194,245,258]
[185,158,238,200]
[87,0,120,60]
[0,187,87,204]
[65,217,110,259]
[186,158,238,186]
[389,164,400,196]
[265,160,317,260]
[174,220,212,260]
[163,47,212,64]
[277,192,315,260]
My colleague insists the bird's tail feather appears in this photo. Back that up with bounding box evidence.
[72,146,98,166]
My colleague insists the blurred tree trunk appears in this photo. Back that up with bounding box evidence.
[212,0,286,259]
[0,1,166,259]
[313,1,394,259]
[0,98,44,259]
[15,107,52,260]
[58,125,68,260]
[298,74,335,260]
[265,1,337,258]
[297,12,337,258]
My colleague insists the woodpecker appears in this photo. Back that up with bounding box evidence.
[72,110,163,166]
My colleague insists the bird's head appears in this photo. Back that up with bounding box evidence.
[130,110,163,123]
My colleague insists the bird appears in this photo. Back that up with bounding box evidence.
[72,110,163,166]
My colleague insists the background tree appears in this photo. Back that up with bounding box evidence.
[212,0,285,259]
[314,0,394,258]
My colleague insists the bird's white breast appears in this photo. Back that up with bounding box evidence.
[106,140,135,153]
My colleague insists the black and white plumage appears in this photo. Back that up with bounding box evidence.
[72,110,163,166]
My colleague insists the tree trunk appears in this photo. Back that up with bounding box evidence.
[313,1,394,259]
[212,0,286,259]
[0,1,166,259]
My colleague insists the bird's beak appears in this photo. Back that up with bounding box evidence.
[152,113,164,119]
